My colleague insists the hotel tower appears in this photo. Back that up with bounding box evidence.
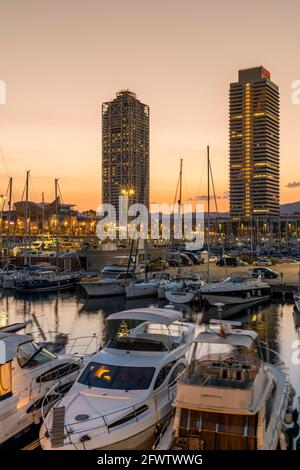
[229,66,280,219]
[102,90,150,218]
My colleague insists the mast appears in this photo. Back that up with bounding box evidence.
[178,158,183,207]
[178,158,183,249]
[55,179,59,267]
[42,192,45,239]
[24,170,30,264]
[207,145,210,282]
[6,177,12,266]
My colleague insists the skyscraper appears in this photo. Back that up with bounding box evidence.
[102,90,150,218]
[229,66,280,219]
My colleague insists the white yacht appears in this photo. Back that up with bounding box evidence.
[155,320,291,450]
[39,308,195,450]
[0,331,96,448]
[201,272,271,306]
[80,272,136,297]
[125,274,171,299]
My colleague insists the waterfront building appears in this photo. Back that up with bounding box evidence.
[229,66,280,219]
[102,90,150,219]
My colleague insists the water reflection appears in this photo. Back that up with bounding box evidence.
[0,288,299,395]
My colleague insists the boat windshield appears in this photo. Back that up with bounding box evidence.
[78,362,155,390]
[17,341,57,368]
[224,277,246,284]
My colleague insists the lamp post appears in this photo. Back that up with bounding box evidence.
[0,194,7,257]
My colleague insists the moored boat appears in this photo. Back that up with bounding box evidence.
[80,272,136,297]
[39,307,195,450]
[155,319,291,450]
[201,272,271,306]
[0,331,96,448]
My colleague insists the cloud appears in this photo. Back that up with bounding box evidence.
[286,181,300,188]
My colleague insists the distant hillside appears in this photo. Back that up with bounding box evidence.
[280,201,300,215]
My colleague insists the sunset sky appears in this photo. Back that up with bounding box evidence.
[0,0,300,211]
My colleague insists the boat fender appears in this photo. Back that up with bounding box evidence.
[246,292,251,299]
[279,431,288,450]
[284,413,293,425]
[33,411,40,425]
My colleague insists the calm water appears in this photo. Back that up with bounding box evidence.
[0,287,299,397]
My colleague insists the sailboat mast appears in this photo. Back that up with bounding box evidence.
[179,158,183,207]
[207,145,210,282]
[178,158,183,247]
[55,179,59,267]
[42,192,45,239]
[6,177,12,266]
[24,171,30,264]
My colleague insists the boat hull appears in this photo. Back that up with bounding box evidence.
[80,281,126,297]
[15,281,74,293]
[125,284,158,299]
[165,291,195,304]
[202,294,271,306]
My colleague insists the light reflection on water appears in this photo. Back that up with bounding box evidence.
[0,288,299,395]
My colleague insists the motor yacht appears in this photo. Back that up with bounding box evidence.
[0,331,96,448]
[200,272,271,306]
[80,272,136,297]
[39,307,195,450]
[155,320,291,450]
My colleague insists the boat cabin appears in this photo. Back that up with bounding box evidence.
[106,308,193,352]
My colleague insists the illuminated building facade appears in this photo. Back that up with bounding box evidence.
[102,90,150,218]
[229,67,280,218]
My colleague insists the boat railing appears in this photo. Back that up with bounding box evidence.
[31,333,99,356]
[41,368,185,445]
[65,334,99,356]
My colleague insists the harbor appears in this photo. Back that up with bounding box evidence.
[0,257,300,450]
[1,0,300,458]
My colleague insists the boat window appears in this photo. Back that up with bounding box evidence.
[154,363,174,390]
[17,341,56,369]
[78,362,155,390]
[36,362,80,383]
[0,361,12,400]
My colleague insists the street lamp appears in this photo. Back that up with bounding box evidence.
[0,194,7,256]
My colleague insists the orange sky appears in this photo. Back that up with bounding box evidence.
[0,0,300,212]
